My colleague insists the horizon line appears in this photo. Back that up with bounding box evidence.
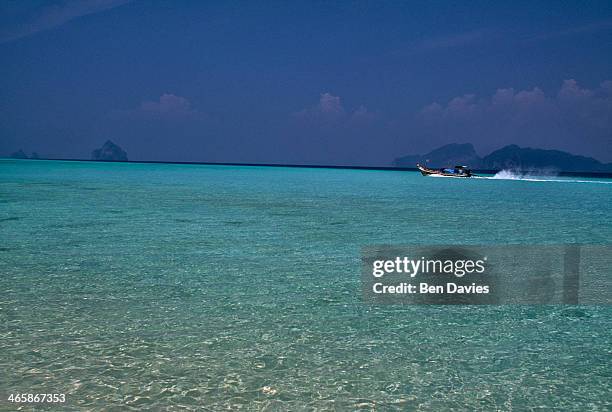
[2,157,612,178]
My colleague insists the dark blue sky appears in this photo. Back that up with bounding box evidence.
[2,1,612,164]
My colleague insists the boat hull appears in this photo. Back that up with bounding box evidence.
[416,164,472,178]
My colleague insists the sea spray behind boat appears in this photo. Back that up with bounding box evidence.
[476,170,612,184]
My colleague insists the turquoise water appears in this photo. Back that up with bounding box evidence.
[1,159,611,410]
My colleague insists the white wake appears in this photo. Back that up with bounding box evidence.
[474,170,612,184]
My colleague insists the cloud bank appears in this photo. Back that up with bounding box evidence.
[139,94,197,117]
[293,92,377,124]
[283,93,385,165]
[416,79,612,160]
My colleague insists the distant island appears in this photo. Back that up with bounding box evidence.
[91,140,128,161]
[393,143,612,173]
[10,150,39,159]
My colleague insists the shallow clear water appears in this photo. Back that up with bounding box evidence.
[1,159,611,410]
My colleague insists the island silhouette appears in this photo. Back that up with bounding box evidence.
[393,143,612,173]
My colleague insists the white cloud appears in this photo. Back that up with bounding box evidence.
[139,94,196,116]
[109,93,203,123]
[293,92,378,125]
[318,92,344,115]
[294,92,345,120]
[416,80,612,160]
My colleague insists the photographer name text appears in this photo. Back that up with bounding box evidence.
[371,256,490,295]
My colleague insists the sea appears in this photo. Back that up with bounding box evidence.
[1,159,611,410]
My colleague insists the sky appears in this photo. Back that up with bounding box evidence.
[1,0,612,165]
